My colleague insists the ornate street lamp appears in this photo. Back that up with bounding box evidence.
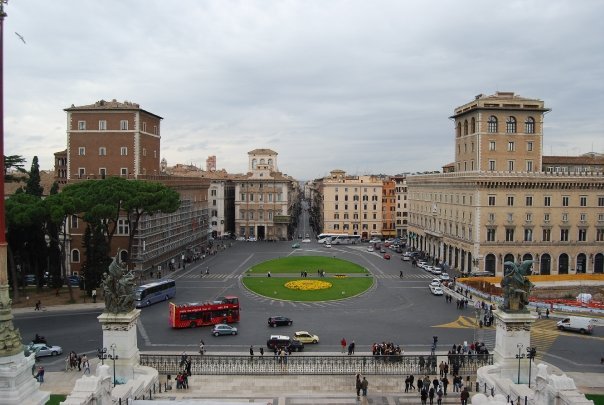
[516,343,525,384]
[97,347,108,365]
[108,343,119,387]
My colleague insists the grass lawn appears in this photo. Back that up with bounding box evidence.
[244,256,373,301]
[247,256,367,274]
[46,395,67,405]
[586,394,604,405]
[242,276,373,301]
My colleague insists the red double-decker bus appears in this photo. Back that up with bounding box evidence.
[169,296,240,329]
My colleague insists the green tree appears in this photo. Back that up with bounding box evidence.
[25,156,44,197]
[4,154,27,183]
[62,177,180,268]
[81,223,111,295]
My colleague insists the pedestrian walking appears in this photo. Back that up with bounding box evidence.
[546,308,550,318]
[404,376,410,393]
[420,387,428,405]
[355,373,362,397]
[460,387,470,405]
[199,339,205,355]
[35,366,45,383]
[249,345,254,356]
[400,270,403,278]
[348,341,355,355]
[361,376,369,396]
[259,347,264,356]
[340,338,347,353]
[436,386,443,405]
[35,300,41,311]
[91,289,97,303]
[83,356,90,374]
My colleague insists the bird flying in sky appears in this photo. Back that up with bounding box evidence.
[15,32,26,44]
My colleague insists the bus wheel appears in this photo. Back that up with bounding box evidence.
[189,322,196,328]
[146,300,151,306]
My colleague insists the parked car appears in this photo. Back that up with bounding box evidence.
[430,285,444,296]
[266,335,304,352]
[236,236,246,241]
[268,316,293,327]
[27,343,63,358]
[24,274,37,286]
[439,273,450,281]
[211,324,238,336]
[402,255,411,261]
[429,279,441,287]
[294,331,320,344]
[247,236,257,242]
[431,267,442,275]
[291,243,301,249]
[301,238,311,243]
[383,253,391,260]
[67,275,81,286]
[325,243,332,248]
[367,247,374,252]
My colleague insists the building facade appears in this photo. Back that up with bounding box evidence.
[320,170,383,239]
[234,149,294,240]
[393,174,409,239]
[381,178,396,238]
[64,99,162,179]
[61,100,210,276]
[408,92,604,276]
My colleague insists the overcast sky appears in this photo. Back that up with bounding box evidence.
[4,0,604,180]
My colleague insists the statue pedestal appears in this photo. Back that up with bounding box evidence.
[98,309,141,384]
[0,352,49,405]
[493,309,537,384]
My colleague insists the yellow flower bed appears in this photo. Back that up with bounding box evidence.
[334,274,348,278]
[284,280,332,291]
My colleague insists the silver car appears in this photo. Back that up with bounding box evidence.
[28,343,63,357]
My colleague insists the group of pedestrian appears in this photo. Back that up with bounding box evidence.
[371,342,402,356]
[65,351,89,373]
[355,373,369,398]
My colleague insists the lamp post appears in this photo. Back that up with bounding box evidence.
[108,343,119,387]
[516,343,525,384]
[526,347,537,388]
[44,234,51,280]
[97,347,107,365]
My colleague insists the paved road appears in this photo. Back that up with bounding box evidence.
[12,206,604,374]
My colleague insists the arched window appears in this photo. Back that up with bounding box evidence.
[525,117,535,134]
[488,116,498,133]
[260,159,265,165]
[251,159,257,169]
[71,249,80,263]
[506,116,517,133]
[576,253,587,273]
[470,117,476,133]
[540,254,551,275]
[463,120,468,135]
[457,122,462,137]
[558,253,569,274]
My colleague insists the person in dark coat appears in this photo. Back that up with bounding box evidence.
[355,373,362,397]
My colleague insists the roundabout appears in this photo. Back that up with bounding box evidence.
[242,255,373,301]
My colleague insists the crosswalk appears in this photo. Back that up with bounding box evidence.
[176,272,435,280]
[178,274,232,280]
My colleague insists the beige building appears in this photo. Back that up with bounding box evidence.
[234,149,296,240]
[393,174,409,239]
[320,170,383,239]
[408,92,604,276]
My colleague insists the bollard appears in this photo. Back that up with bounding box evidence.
[475,382,479,392]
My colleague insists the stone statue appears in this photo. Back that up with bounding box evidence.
[501,260,533,312]
[101,254,135,313]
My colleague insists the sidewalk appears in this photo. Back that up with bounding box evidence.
[40,367,604,404]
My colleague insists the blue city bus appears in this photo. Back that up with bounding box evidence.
[135,279,176,308]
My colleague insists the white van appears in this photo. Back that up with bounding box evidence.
[556,316,596,334]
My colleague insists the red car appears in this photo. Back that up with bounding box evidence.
[383,254,391,260]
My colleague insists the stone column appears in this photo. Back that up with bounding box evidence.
[98,309,141,384]
[493,309,537,384]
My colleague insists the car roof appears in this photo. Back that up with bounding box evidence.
[295,331,310,334]
[269,335,290,340]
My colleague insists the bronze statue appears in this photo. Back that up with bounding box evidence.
[101,254,135,313]
[501,260,534,312]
